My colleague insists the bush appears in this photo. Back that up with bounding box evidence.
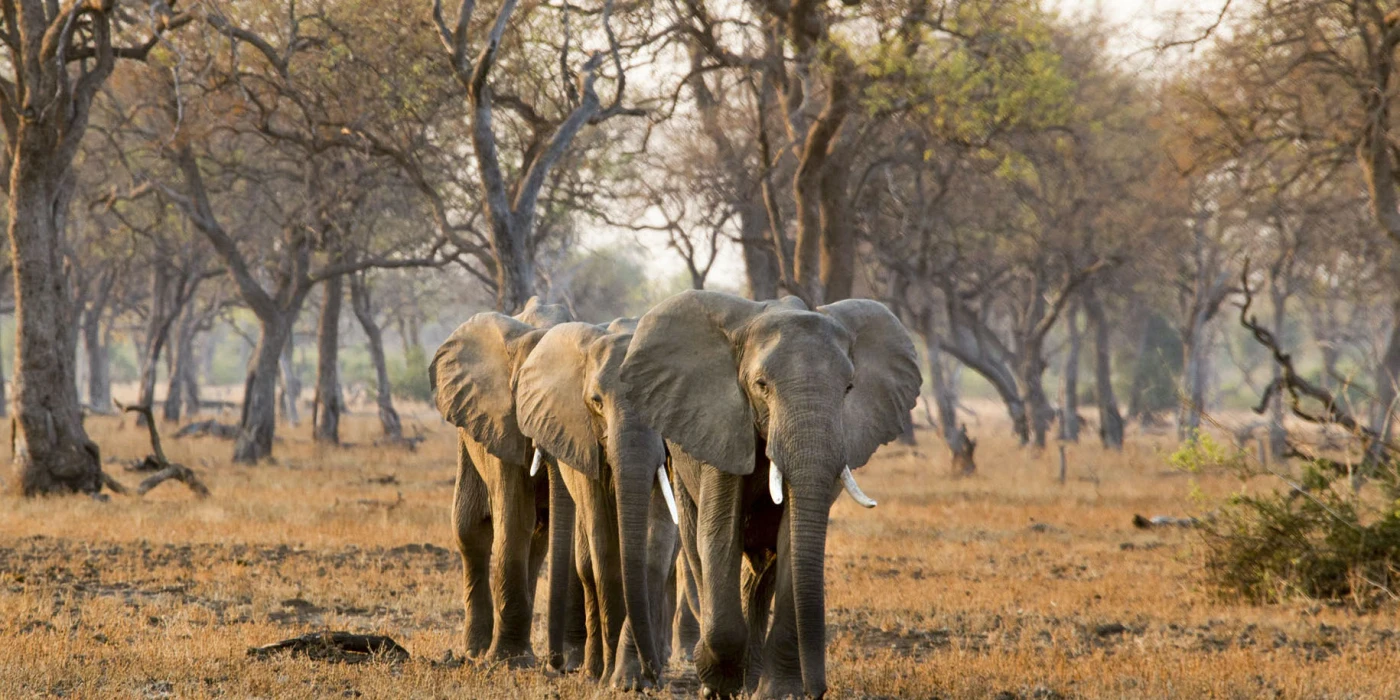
[389,346,432,403]
[1174,438,1400,608]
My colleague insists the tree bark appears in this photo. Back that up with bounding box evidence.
[1083,286,1124,449]
[136,267,175,423]
[1367,305,1400,465]
[1018,351,1054,448]
[1059,300,1082,442]
[9,159,101,494]
[83,300,113,411]
[922,312,974,474]
[349,274,402,439]
[313,275,345,444]
[280,332,302,425]
[163,301,202,422]
[739,197,780,300]
[235,316,296,463]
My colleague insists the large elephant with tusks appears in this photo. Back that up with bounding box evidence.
[621,291,920,698]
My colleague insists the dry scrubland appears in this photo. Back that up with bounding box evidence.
[1,404,1398,699]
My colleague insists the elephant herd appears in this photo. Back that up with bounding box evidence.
[429,290,921,698]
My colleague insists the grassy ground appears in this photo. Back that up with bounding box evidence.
[1,403,1397,699]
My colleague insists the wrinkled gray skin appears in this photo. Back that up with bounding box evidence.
[516,319,678,688]
[622,291,920,698]
[429,297,578,667]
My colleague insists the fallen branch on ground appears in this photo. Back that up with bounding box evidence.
[247,632,410,663]
[112,402,211,499]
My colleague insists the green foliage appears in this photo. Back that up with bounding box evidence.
[1128,313,1182,415]
[1168,430,1247,474]
[1180,438,1400,608]
[389,345,431,404]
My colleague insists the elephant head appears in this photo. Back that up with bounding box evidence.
[514,321,670,682]
[428,296,572,461]
[619,290,920,696]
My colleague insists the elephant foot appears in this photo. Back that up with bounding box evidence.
[609,656,658,692]
[754,676,808,699]
[695,643,746,699]
[484,644,536,669]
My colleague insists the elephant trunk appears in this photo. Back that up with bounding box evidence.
[611,417,666,682]
[771,402,841,699]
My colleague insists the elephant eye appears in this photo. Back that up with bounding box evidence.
[845,383,855,395]
[590,394,604,407]
[755,378,769,392]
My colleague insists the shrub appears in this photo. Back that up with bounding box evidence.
[1174,438,1400,608]
[389,346,432,403]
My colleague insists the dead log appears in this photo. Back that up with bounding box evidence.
[173,419,240,440]
[114,401,210,499]
[247,631,410,663]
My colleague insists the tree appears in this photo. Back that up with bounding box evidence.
[1,0,191,493]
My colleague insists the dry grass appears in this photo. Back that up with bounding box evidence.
[1,402,1397,699]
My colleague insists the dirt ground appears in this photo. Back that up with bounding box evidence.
[1,406,1397,699]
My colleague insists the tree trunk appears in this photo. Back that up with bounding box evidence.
[9,159,102,494]
[163,302,201,423]
[83,303,112,411]
[1178,323,1209,440]
[923,315,975,474]
[279,332,301,425]
[1083,286,1124,449]
[739,196,780,301]
[136,268,174,423]
[1018,351,1053,448]
[0,332,7,418]
[235,315,295,464]
[1367,310,1400,465]
[314,275,344,444]
[1267,284,1289,461]
[349,274,402,439]
[1059,300,1082,442]
[817,148,855,303]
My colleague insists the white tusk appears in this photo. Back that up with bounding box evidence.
[769,461,784,505]
[841,466,876,508]
[657,464,679,524]
[530,448,543,477]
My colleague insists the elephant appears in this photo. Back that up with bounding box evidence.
[620,290,920,698]
[514,319,679,688]
[429,297,577,668]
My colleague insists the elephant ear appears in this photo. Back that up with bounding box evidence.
[515,296,572,328]
[819,299,921,470]
[430,312,540,464]
[622,290,765,476]
[516,323,605,480]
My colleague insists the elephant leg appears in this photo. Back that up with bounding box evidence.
[472,443,537,666]
[545,461,577,671]
[575,516,605,679]
[564,555,588,671]
[757,505,803,699]
[672,486,702,665]
[587,485,627,685]
[694,467,748,698]
[742,551,778,693]
[452,434,494,656]
[646,478,680,670]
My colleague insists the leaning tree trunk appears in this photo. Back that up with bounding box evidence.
[9,160,102,494]
[1059,300,1082,442]
[1083,286,1124,449]
[234,315,296,464]
[313,275,344,444]
[0,334,8,418]
[349,274,402,439]
[923,315,975,474]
